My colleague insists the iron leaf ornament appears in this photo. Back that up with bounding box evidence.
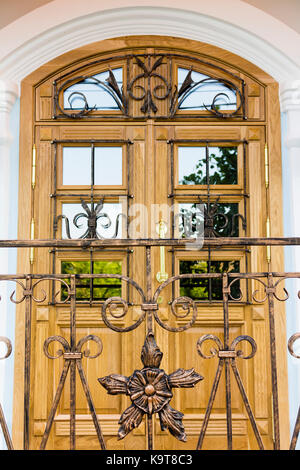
[98,333,203,441]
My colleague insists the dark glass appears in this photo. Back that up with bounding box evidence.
[61,260,122,301]
[178,202,239,238]
[179,259,240,301]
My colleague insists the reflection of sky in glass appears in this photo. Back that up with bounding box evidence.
[94,147,122,185]
[64,68,123,110]
[178,147,206,185]
[178,203,204,238]
[61,203,123,239]
[178,68,237,111]
[63,147,91,185]
[62,147,122,186]
[178,146,237,185]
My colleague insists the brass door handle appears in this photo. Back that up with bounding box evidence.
[156,220,168,283]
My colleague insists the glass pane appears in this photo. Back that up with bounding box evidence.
[178,68,237,111]
[178,202,239,238]
[62,147,91,185]
[61,202,123,239]
[178,146,238,185]
[94,147,122,185]
[93,261,122,300]
[179,259,240,300]
[209,147,238,185]
[177,203,204,239]
[178,147,206,185]
[61,260,122,301]
[64,68,123,110]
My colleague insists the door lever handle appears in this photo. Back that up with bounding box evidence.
[156,220,168,283]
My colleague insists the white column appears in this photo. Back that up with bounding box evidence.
[280,79,300,448]
[0,79,19,449]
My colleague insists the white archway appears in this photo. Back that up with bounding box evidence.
[0,1,299,84]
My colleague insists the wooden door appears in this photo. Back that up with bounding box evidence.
[14,38,288,450]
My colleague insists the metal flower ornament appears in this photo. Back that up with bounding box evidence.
[98,333,203,441]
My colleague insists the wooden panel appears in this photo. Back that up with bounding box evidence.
[15,37,287,451]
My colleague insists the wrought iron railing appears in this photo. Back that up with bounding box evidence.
[1,237,300,450]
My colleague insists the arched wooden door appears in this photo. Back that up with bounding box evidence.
[14,37,288,450]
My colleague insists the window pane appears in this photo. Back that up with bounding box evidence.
[178,202,239,238]
[209,147,238,185]
[178,147,206,185]
[178,68,237,111]
[179,259,240,300]
[63,147,91,185]
[61,260,122,301]
[94,147,122,185]
[64,68,123,111]
[61,202,123,239]
[178,146,238,185]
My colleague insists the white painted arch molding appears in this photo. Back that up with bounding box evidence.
[0,0,299,86]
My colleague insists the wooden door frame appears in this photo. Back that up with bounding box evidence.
[13,35,288,449]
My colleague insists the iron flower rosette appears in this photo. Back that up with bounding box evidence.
[98,333,203,441]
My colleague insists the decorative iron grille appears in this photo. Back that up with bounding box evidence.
[1,237,300,450]
[52,53,246,120]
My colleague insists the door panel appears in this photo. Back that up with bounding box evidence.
[15,39,287,450]
[28,121,275,450]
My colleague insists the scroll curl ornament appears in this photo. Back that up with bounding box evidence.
[230,335,257,359]
[43,334,103,360]
[55,69,126,118]
[288,333,300,359]
[0,337,12,360]
[197,334,257,360]
[197,334,223,359]
[127,55,171,115]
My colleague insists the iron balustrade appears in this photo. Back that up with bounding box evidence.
[1,237,300,450]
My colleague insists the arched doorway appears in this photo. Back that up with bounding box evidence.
[13,36,288,450]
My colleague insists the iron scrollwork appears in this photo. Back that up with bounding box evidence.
[56,198,126,240]
[53,53,246,120]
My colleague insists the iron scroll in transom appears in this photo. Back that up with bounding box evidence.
[53,53,246,120]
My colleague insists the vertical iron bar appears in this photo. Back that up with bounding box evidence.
[39,360,71,450]
[267,273,280,449]
[76,359,106,449]
[126,141,131,304]
[52,141,58,303]
[24,275,32,450]
[146,246,153,335]
[170,141,175,301]
[230,359,264,449]
[70,275,76,450]
[0,403,13,450]
[289,406,300,450]
[206,144,212,302]
[196,360,224,449]
[90,144,95,304]
[243,141,249,303]
[145,245,153,449]
[223,273,233,449]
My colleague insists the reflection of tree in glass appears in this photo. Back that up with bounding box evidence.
[179,260,240,300]
[61,260,122,300]
[209,147,237,185]
[179,202,239,238]
[179,146,240,236]
[179,146,237,185]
